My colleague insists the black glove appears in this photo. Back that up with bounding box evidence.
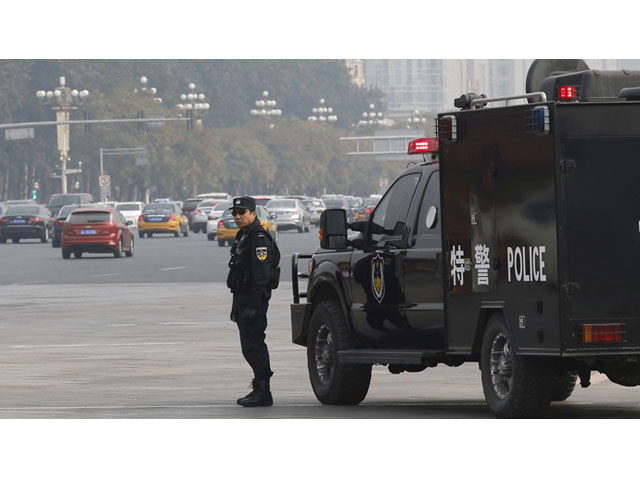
[240,306,258,321]
[230,310,237,323]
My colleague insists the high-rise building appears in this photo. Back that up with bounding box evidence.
[363,59,629,116]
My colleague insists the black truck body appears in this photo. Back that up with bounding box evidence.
[290,62,640,417]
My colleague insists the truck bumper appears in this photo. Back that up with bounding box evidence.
[291,303,311,346]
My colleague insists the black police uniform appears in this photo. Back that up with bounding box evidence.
[227,197,276,406]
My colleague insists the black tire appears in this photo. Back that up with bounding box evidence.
[218,239,225,247]
[52,238,60,248]
[62,248,71,259]
[41,229,49,243]
[147,232,153,238]
[125,238,134,257]
[174,230,180,237]
[183,226,189,237]
[113,237,123,258]
[73,252,82,259]
[0,236,5,244]
[207,233,216,241]
[480,317,554,418]
[551,371,578,401]
[138,231,144,239]
[298,225,304,233]
[193,225,199,233]
[12,238,19,244]
[307,299,372,405]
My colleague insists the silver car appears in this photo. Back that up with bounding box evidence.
[191,200,219,233]
[265,198,310,233]
[301,199,325,226]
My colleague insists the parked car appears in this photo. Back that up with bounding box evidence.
[116,202,144,227]
[216,205,278,246]
[48,203,96,248]
[0,204,52,244]
[265,198,310,233]
[301,199,325,226]
[138,202,188,238]
[47,193,94,216]
[205,201,233,240]
[191,200,219,233]
[61,207,134,259]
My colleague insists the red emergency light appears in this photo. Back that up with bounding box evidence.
[558,85,579,101]
[408,137,439,155]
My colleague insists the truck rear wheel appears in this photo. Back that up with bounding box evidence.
[551,370,578,401]
[480,318,554,418]
[307,299,371,405]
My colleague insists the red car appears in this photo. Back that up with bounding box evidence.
[61,207,134,259]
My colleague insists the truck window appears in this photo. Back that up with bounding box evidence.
[416,171,440,235]
[370,173,420,243]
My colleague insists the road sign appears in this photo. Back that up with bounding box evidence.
[5,127,34,140]
[100,184,111,200]
[99,175,111,187]
[379,177,389,188]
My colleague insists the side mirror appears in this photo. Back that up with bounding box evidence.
[270,213,277,219]
[319,209,348,249]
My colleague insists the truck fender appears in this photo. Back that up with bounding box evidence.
[472,304,518,356]
[307,263,353,336]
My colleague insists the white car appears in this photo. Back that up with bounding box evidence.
[205,200,233,240]
[116,202,144,227]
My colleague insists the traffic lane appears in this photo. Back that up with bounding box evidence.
[0,227,318,285]
[2,282,640,418]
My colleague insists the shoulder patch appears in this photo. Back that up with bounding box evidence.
[256,246,268,261]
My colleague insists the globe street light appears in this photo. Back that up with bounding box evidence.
[407,110,429,130]
[134,76,163,104]
[250,90,282,128]
[358,103,384,127]
[36,76,89,193]
[176,82,210,129]
[307,98,337,123]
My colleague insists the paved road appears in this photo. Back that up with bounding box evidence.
[2,229,640,418]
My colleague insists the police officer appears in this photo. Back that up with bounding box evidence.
[227,196,275,407]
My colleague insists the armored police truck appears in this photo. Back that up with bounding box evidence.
[290,60,640,418]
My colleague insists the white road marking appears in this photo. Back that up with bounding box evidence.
[106,323,137,327]
[91,273,121,278]
[10,341,185,349]
[160,266,187,271]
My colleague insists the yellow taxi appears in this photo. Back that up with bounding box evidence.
[138,202,189,238]
[217,205,278,246]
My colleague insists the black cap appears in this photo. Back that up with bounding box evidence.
[229,196,256,211]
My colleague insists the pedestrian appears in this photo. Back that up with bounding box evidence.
[227,196,279,407]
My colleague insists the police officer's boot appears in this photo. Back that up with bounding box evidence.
[238,378,273,407]
[236,378,259,406]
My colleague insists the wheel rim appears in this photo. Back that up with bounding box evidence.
[314,324,334,386]
[489,332,513,400]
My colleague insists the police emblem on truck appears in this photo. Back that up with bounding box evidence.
[371,254,385,303]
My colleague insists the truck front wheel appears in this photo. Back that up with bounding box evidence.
[307,300,371,405]
[480,318,554,418]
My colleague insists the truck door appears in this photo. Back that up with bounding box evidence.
[349,172,421,347]
[403,170,445,349]
[563,137,640,322]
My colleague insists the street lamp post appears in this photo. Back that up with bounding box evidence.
[358,103,384,127]
[407,110,429,130]
[36,76,89,194]
[250,91,282,128]
[307,98,337,123]
[176,82,210,129]
[134,76,163,104]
